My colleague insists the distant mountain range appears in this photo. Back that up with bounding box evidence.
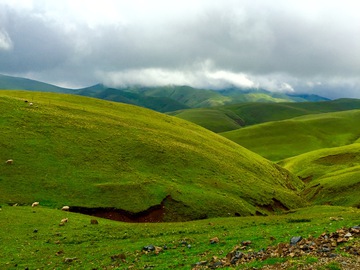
[0,73,329,112]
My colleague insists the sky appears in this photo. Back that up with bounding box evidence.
[0,0,360,98]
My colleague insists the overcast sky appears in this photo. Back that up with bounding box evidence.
[0,0,360,98]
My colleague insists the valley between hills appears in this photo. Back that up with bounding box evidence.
[1,79,360,269]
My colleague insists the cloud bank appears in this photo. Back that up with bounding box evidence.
[0,0,359,98]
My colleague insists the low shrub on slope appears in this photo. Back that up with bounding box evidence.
[0,91,304,221]
[221,110,360,161]
[279,143,360,207]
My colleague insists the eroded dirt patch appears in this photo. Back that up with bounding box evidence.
[258,198,289,213]
[70,195,173,222]
[315,153,357,165]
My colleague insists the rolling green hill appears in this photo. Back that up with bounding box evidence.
[170,98,360,133]
[76,86,189,112]
[119,85,329,109]
[279,143,360,207]
[0,90,305,221]
[1,74,330,113]
[221,110,360,161]
[0,73,74,93]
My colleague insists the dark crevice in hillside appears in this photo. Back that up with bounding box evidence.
[315,153,357,165]
[298,175,313,183]
[302,184,324,201]
[257,198,290,213]
[70,195,175,223]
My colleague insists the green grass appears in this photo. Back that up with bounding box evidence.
[0,205,359,269]
[220,109,360,161]
[168,108,244,133]
[279,143,360,207]
[0,90,305,220]
[170,98,360,132]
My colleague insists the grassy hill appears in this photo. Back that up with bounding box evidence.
[0,73,74,93]
[76,86,189,112]
[170,98,360,133]
[0,90,305,221]
[1,74,330,113]
[120,85,328,109]
[221,110,360,161]
[279,143,360,207]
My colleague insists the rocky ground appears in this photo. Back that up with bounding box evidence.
[191,225,360,269]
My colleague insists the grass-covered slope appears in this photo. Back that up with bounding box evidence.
[221,110,360,161]
[77,87,189,112]
[1,205,358,269]
[168,108,244,133]
[0,91,305,220]
[279,143,360,207]
[0,73,73,93]
[170,98,360,133]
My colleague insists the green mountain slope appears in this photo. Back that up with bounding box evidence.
[122,85,329,109]
[77,86,189,112]
[279,143,360,207]
[1,74,330,113]
[0,90,305,221]
[123,85,232,108]
[221,110,360,161]
[170,98,360,133]
[0,74,73,93]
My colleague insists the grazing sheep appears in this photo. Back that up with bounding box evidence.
[61,206,70,211]
[29,102,33,106]
[32,202,40,207]
[5,159,13,165]
[61,218,69,223]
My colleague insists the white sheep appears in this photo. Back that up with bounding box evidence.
[61,218,69,223]
[5,159,13,165]
[32,202,39,207]
[61,206,70,211]
[29,102,33,106]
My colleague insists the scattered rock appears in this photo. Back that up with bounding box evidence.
[192,261,208,267]
[142,245,155,252]
[210,237,219,244]
[192,226,360,269]
[90,219,99,225]
[329,217,343,221]
[55,250,64,256]
[241,240,252,246]
[180,240,188,246]
[290,236,302,246]
[64,257,78,263]
[155,246,163,254]
[110,253,126,261]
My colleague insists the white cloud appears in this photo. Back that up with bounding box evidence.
[0,30,12,50]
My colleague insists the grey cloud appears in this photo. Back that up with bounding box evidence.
[0,8,73,73]
[0,1,360,98]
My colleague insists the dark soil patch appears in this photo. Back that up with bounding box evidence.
[70,195,173,223]
[258,198,289,213]
[315,153,357,165]
[298,175,313,183]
